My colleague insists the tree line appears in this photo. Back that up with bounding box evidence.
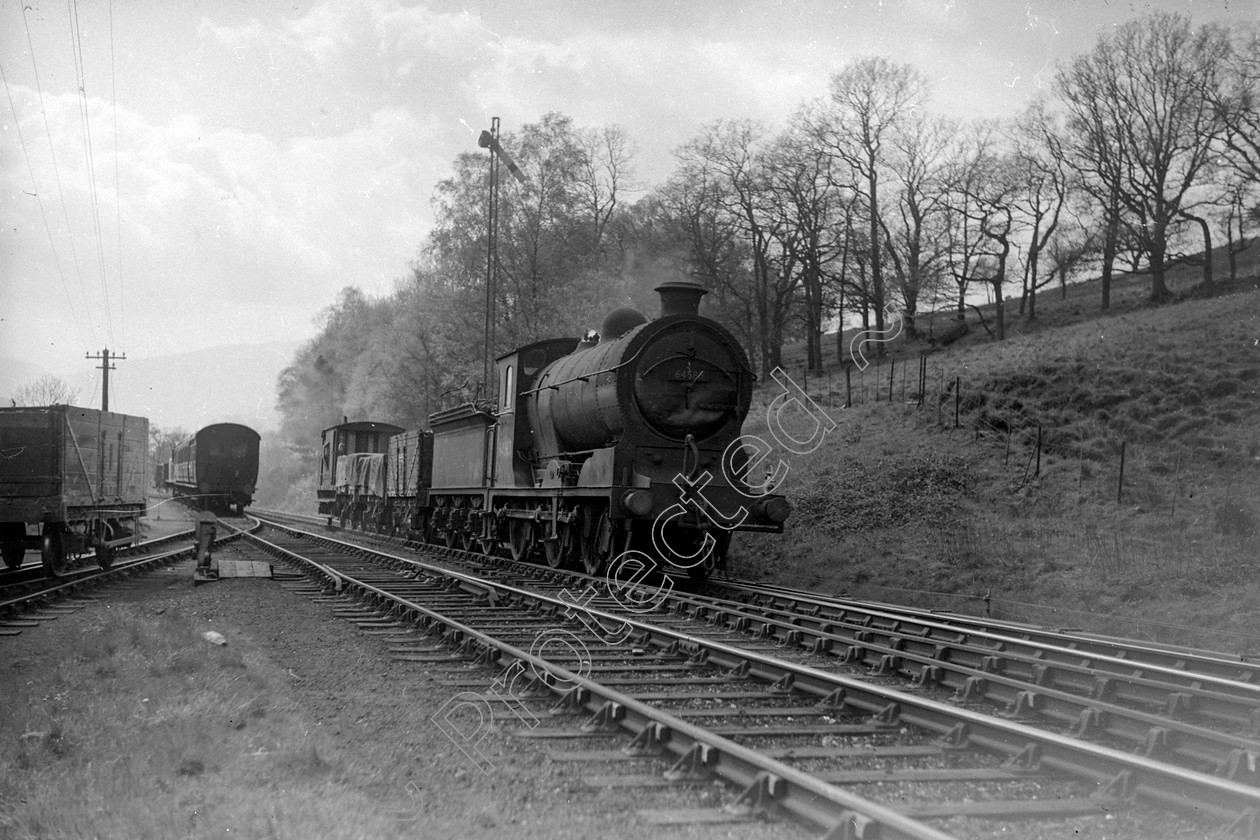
[274,12,1258,469]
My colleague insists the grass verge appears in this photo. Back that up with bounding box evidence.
[0,604,420,840]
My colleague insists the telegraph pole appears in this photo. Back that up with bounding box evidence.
[86,348,125,411]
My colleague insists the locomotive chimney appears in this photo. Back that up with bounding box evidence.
[655,279,707,318]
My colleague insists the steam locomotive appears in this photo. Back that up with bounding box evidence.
[317,281,790,578]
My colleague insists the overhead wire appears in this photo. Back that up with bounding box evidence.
[1,60,91,352]
[18,2,96,349]
[109,0,125,343]
[67,0,116,346]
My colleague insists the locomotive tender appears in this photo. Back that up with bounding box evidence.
[318,281,791,578]
[0,405,148,575]
[166,423,260,514]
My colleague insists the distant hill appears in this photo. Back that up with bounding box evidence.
[1,342,300,434]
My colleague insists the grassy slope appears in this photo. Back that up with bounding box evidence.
[731,253,1260,655]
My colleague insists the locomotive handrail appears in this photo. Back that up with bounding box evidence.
[639,352,740,383]
[518,333,664,397]
[519,357,636,395]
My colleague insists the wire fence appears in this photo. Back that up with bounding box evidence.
[744,353,1258,650]
[771,352,1251,515]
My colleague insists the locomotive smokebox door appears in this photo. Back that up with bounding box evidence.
[193,511,218,583]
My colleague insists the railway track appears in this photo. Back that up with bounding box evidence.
[246,515,1260,839]
[0,529,196,586]
[0,518,251,634]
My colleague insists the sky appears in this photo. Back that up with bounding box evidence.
[1,0,1255,396]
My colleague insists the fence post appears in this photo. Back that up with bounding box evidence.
[1117,440,1127,504]
[936,366,943,425]
[1171,449,1182,516]
[1035,426,1042,477]
[954,377,961,429]
[888,359,895,402]
[918,353,926,407]
[1077,434,1085,496]
[845,366,852,409]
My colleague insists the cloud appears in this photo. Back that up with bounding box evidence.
[0,77,438,365]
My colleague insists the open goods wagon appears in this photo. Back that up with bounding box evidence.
[0,405,148,575]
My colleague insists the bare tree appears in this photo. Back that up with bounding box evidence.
[1009,99,1073,321]
[1045,217,1100,300]
[764,120,846,371]
[149,425,189,468]
[816,57,930,354]
[670,119,798,378]
[944,122,1018,341]
[880,111,956,338]
[1057,13,1231,302]
[1212,22,1260,185]
[576,123,639,257]
[9,374,79,407]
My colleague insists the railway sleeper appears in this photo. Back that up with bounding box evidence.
[581,701,625,733]
[549,686,591,717]
[1222,807,1258,837]
[663,743,715,783]
[1001,741,1043,773]
[1222,748,1260,783]
[1010,687,1047,717]
[623,722,670,757]
[816,688,848,711]
[912,664,945,688]
[818,811,879,840]
[723,771,783,819]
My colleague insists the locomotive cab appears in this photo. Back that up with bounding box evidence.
[492,337,580,488]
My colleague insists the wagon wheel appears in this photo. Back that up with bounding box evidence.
[459,528,476,552]
[95,521,116,574]
[1,543,23,570]
[509,520,534,562]
[578,508,613,576]
[41,524,68,577]
[542,520,572,569]
[423,514,440,546]
[95,542,114,571]
[1,523,25,569]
